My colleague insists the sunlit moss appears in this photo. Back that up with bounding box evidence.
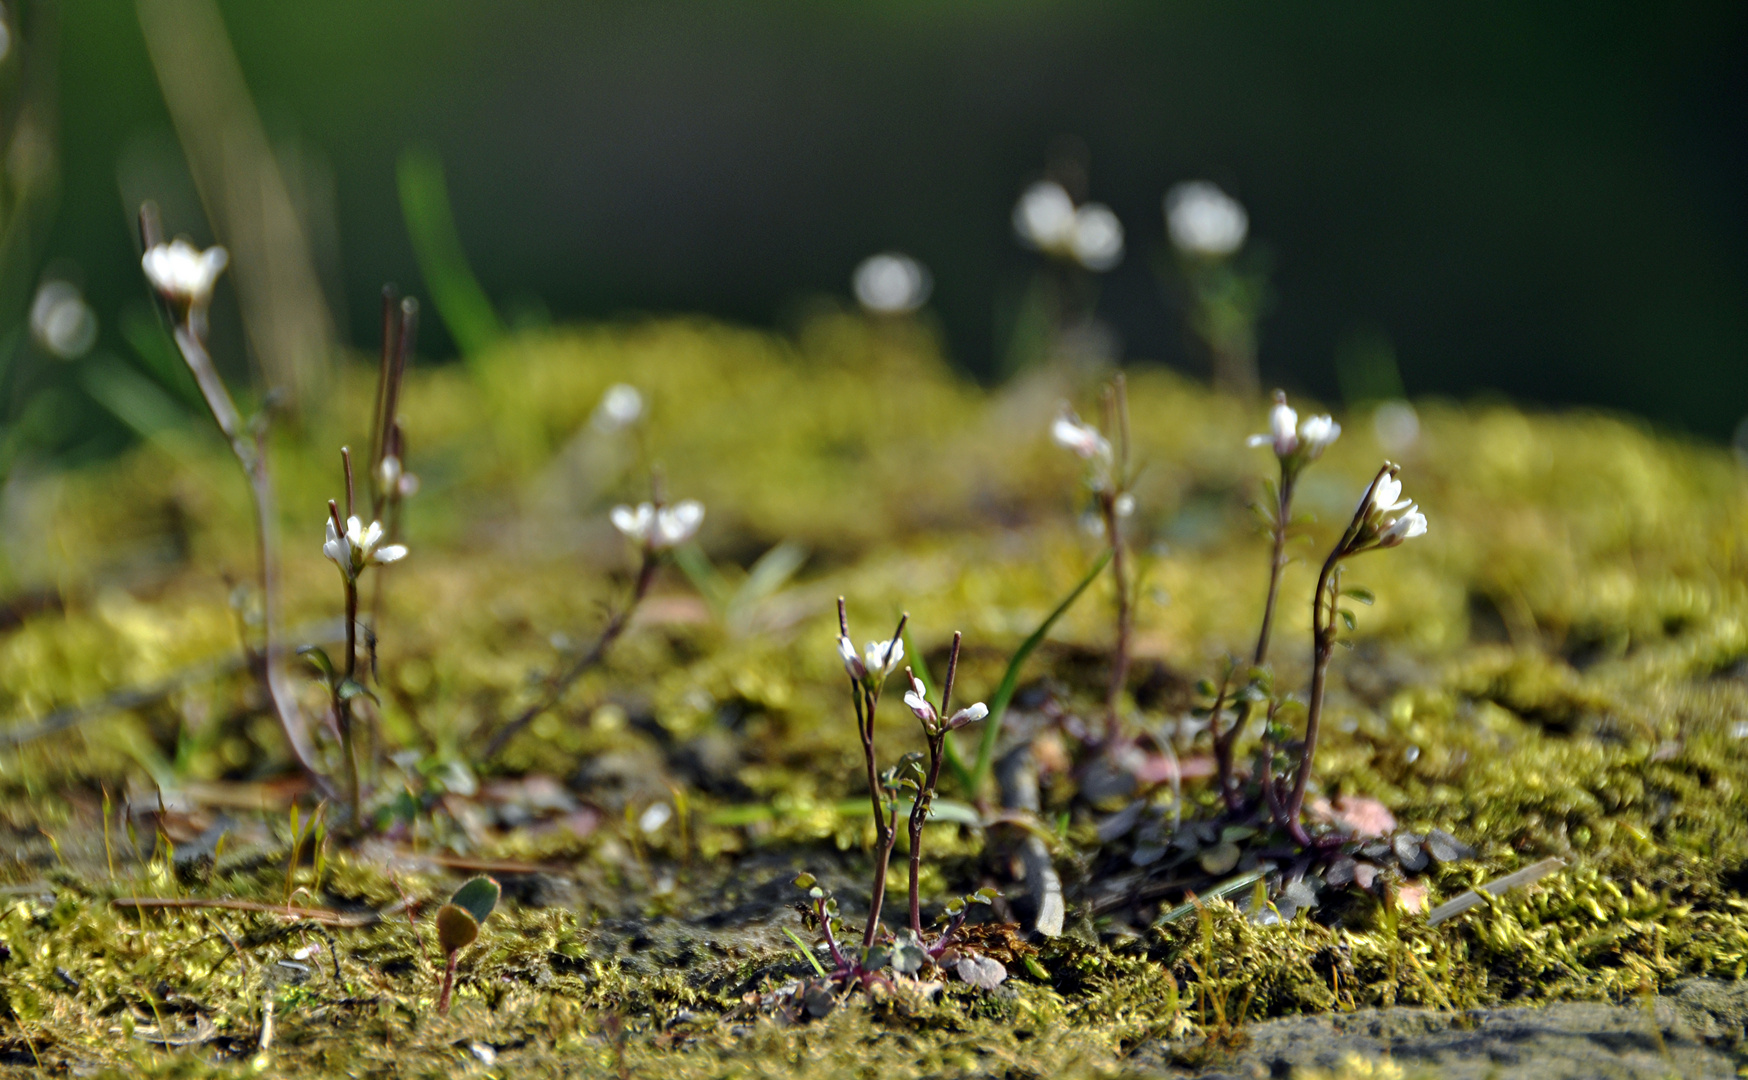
[2,315,1747,1075]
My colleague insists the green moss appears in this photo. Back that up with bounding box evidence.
[2,314,1747,1075]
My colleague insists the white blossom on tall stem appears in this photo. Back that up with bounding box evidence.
[141,239,229,310]
[1248,391,1340,465]
[839,634,904,685]
[1014,180,1125,272]
[1165,181,1249,257]
[323,515,407,583]
[1052,407,1115,491]
[611,499,705,551]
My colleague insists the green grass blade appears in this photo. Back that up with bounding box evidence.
[781,925,829,976]
[397,147,505,358]
[967,549,1113,798]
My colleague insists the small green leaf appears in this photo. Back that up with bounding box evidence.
[435,903,479,955]
[973,887,998,904]
[793,872,817,891]
[1195,679,1216,698]
[1343,587,1375,606]
[1338,609,1356,631]
[448,875,501,925]
[337,678,379,704]
[1023,955,1050,981]
[298,645,335,683]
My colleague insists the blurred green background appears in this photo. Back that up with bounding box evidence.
[13,0,1748,462]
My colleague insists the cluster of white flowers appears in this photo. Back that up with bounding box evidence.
[1165,181,1249,257]
[852,252,933,314]
[1248,391,1340,464]
[838,634,904,684]
[901,674,989,732]
[323,515,408,582]
[141,239,229,310]
[611,500,704,551]
[1013,181,1124,272]
[1364,472,1428,547]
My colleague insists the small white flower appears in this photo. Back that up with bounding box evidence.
[141,239,229,308]
[1051,410,1112,464]
[377,455,402,492]
[639,802,673,834]
[592,384,644,431]
[654,500,704,547]
[1013,180,1078,253]
[1377,506,1427,547]
[1297,414,1341,459]
[1114,493,1136,518]
[613,500,704,550]
[903,675,937,725]
[1070,204,1124,272]
[1369,474,1410,514]
[946,702,989,730]
[30,280,97,360]
[323,514,406,581]
[853,252,932,314]
[1249,395,1300,456]
[1165,181,1249,257]
[864,636,904,682]
[838,634,868,681]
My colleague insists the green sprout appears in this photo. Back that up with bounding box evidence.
[435,875,501,1016]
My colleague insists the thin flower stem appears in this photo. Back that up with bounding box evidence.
[1254,470,1295,667]
[909,632,961,935]
[860,613,906,950]
[481,548,659,759]
[1102,376,1132,741]
[1283,547,1341,846]
[165,322,325,793]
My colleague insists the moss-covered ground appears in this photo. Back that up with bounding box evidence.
[2,316,1747,1077]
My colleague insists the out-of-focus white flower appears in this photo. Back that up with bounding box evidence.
[323,514,407,581]
[903,675,937,725]
[1070,204,1124,271]
[1377,506,1427,547]
[639,802,673,834]
[654,500,704,547]
[141,239,228,309]
[612,499,704,550]
[592,384,644,431]
[1298,414,1341,459]
[377,455,402,492]
[945,702,989,731]
[1248,392,1338,464]
[1015,181,1124,272]
[29,280,97,359]
[1165,181,1249,257]
[1114,493,1136,518]
[1372,401,1419,455]
[1051,410,1112,464]
[853,252,933,314]
[1249,394,1299,456]
[1013,181,1078,252]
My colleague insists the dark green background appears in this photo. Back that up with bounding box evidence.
[39,1,1748,442]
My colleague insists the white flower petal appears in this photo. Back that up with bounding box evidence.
[374,544,408,564]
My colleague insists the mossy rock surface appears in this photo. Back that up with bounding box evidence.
[1,316,1746,1077]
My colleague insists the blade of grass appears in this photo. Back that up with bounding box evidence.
[781,925,829,976]
[962,549,1113,800]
